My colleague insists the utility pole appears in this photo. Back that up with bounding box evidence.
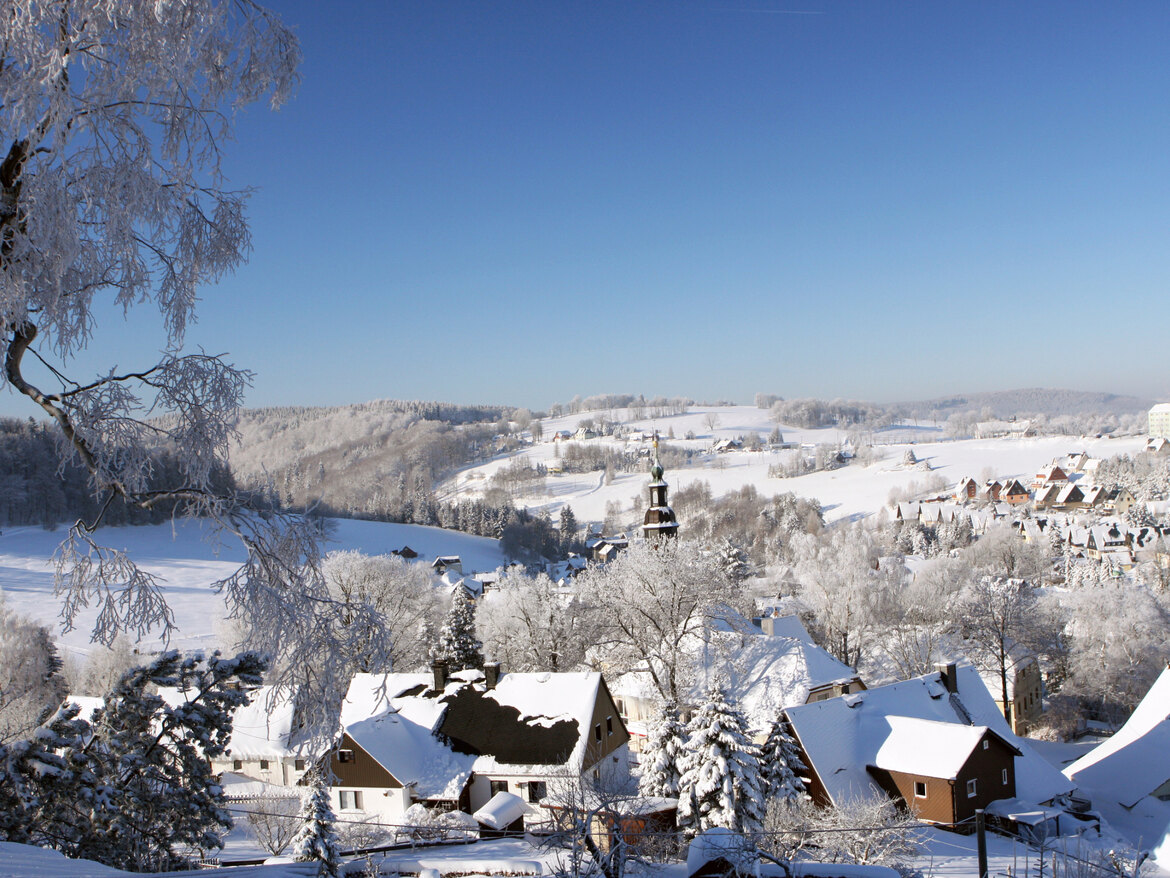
[976,809,988,878]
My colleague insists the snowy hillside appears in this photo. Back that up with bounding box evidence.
[439,404,1148,526]
[0,518,505,660]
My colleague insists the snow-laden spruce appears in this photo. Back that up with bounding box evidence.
[434,587,483,671]
[0,650,265,871]
[677,685,765,837]
[759,714,808,803]
[638,700,687,799]
[293,773,342,877]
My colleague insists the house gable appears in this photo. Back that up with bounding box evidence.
[330,732,404,790]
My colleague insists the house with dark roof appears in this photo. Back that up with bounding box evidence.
[329,666,630,826]
[1001,480,1029,505]
[782,664,1073,828]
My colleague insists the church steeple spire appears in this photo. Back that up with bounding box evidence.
[642,432,679,540]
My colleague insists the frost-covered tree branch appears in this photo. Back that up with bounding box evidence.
[0,2,390,738]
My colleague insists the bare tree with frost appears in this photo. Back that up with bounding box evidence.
[0,1,386,734]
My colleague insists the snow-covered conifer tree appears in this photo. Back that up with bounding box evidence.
[435,589,483,671]
[638,701,687,798]
[759,715,807,803]
[0,650,265,870]
[677,686,765,837]
[293,774,341,877]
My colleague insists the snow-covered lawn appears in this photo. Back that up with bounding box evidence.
[0,518,505,659]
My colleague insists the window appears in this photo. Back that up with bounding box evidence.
[606,716,614,736]
[1002,769,1009,785]
[966,779,978,798]
[594,724,602,743]
[914,782,927,798]
[527,781,547,803]
[490,780,509,796]
[614,697,626,716]
[338,749,355,764]
[339,790,363,811]
[232,759,242,770]
[982,740,989,750]
[295,758,305,771]
[259,759,270,770]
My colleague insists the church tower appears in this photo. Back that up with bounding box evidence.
[642,433,679,540]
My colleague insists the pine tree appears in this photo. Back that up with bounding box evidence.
[0,651,265,871]
[293,773,341,877]
[717,538,752,584]
[638,701,687,798]
[560,505,580,553]
[759,715,808,803]
[435,589,483,671]
[677,686,765,837]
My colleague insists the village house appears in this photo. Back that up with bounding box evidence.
[1001,480,1030,505]
[1031,464,1070,492]
[782,663,1074,829]
[1148,437,1170,457]
[954,477,979,502]
[980,654,1044,737]
[329,664,630,828]
[154,685,317,791]
[1106,487,1136,516]
[611,613,864,752]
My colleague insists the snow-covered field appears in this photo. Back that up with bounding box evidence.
[0,518,505,660]
[441,405,1147,525]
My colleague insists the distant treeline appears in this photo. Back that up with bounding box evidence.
[0,418,235,529]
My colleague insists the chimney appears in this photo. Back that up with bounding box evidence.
[761,616,776,637]
[832,682,846,698]
[484,661,501,690]
[936,662,958,694]
[432,659,449,691]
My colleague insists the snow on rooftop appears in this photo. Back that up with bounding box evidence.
[872,716,993,780]
[221,687,311,761]
[342,673,476,800]
[1065,666,1170,861]
[785,666,1072,807]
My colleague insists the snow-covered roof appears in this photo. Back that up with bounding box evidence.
[784,665,1072,807]
[612,614,858,732]
[1065,666,1170,859]
[342,673,477,800]
[872,716,999,780]
[341,670,610,796]
[1067,666,1170,807]
[222,686,314,761]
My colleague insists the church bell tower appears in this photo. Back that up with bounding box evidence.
[642,433,679,540]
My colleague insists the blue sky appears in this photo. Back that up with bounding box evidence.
[7,1,1170,415]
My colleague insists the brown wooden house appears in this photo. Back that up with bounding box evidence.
[783,664,1074,828]
[867,717,1019,825]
